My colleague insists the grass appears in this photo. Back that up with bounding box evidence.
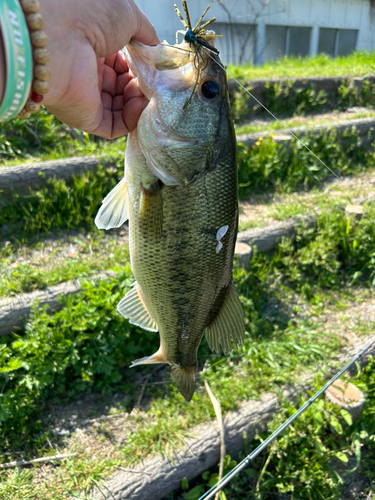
[0,108,126,165]
[228,51,375,80]
[0,232,129,297]
[2,50,375,500]
[0,161,123,243]
[0,52,374,166]
[175,356,375,500]
[2,197,375,497]
[237,128,372,197]
[235,110,375,136]
[0,271,344,499]
[238,175,375,232]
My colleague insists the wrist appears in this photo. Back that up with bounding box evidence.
[0,29,5,105]
[0,0,33,121]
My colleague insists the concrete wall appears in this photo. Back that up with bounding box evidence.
[136,0,375,64]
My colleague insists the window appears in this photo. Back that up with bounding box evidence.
[265,25,287,60]
[318,28,358,58]
[318,28,336,57]
[264,25,311,62]
[337,30,358,56]
[289,27,311,58]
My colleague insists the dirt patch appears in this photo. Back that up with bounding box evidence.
[237,108,374,131]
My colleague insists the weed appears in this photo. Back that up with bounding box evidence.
[276,201,375,293]
[264,80,328,117]
[0,234,130,297]
[0,271,161,452]
[0,108,125,163]
[237,127,370,197]
[0,162,123,243]
[172,357,375,499]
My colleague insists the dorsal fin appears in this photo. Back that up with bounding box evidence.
[205,281,245,354]
[117,282,158,332]
[95,177,129,230]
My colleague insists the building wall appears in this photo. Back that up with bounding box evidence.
[136,0,375,64]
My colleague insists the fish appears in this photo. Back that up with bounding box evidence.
[95,36,245,402]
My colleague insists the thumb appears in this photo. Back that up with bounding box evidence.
[132,7,160,46]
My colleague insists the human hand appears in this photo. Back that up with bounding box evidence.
[39,0,159,139]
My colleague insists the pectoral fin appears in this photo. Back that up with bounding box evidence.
[95,177,129,230]
[117,282,158,332]
[130,347,165,367]
[205,282,245,354]
[139,182,163,243]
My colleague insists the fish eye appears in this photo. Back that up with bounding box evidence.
[201,80,219,99]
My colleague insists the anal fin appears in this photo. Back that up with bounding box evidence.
[117,282,158,332]
[95,177,129,230]
[205,281,245,354]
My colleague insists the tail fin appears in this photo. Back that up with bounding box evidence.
[170,364,197,402]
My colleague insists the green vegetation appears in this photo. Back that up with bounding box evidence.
[235,110,374,136]
[2,50,375,499]
[231,76,375,122]
[0,261,342,497]
[176,357,375,500]
[0,234,130,297]
[0,162,123,242]
[0,108,125,164]
[273,203,375,294]
[3,198,375,497]
[228,51,375,80]
[238,127,372,196]
[0,271,160,451]
[1,124,371,252]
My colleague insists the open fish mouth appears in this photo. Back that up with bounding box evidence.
[124,41,197,100]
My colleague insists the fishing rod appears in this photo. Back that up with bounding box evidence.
[197,335,375,500]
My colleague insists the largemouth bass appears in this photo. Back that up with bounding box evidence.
[95,38,244,401]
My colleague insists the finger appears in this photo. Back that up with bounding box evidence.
[92,95,147,139]
[133,9,160,45]
[102,91,112,111]
[120,77,144,105]
[101,64,117,96]
[114,51,129,73]
[116,72,132,96]
[118,96,147,136]
[103,53,117,69]
[104,51,129,74]
[113,80,144,111]
[91,107,117,139]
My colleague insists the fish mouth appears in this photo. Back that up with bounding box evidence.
[124,41,197,100]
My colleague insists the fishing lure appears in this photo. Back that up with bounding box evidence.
[174,1,222,108]
[174,1,220,53]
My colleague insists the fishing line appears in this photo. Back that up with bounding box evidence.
[202,47,348,185]
[197,335,375,500]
